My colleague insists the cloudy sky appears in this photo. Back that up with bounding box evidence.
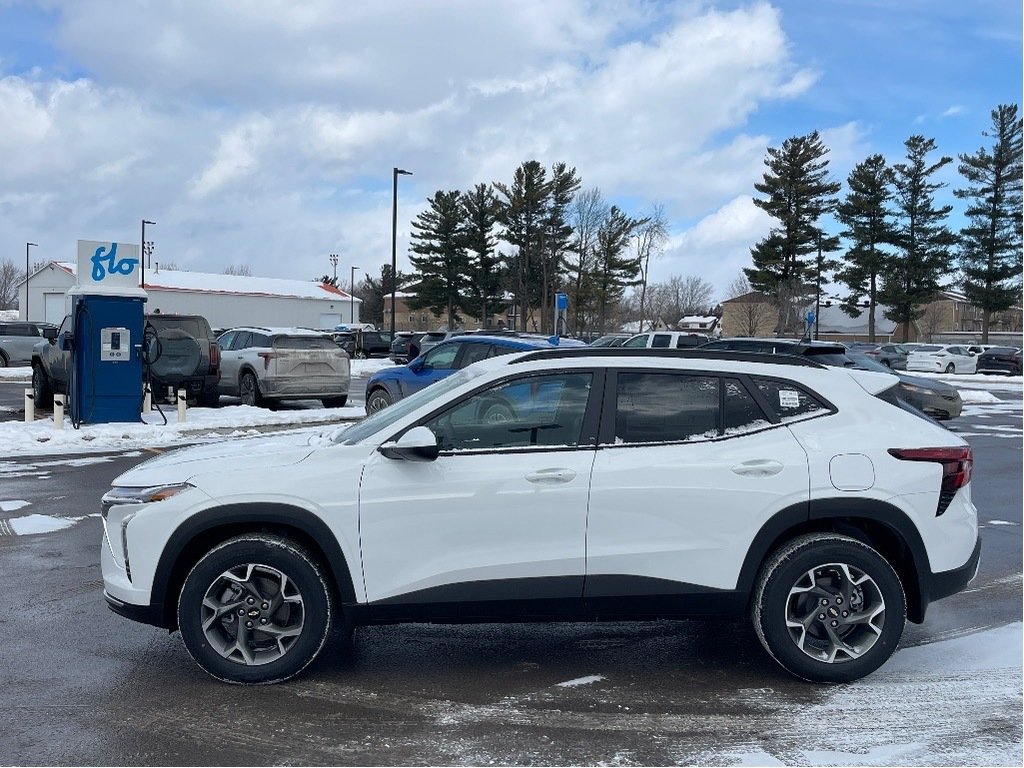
[0,0,1019,302]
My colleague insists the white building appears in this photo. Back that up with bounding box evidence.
[19,262,361,329]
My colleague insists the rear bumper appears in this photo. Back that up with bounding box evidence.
[918,535,981,618]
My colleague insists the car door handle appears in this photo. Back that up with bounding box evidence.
[525,468,576,484]
[731,459,784,477]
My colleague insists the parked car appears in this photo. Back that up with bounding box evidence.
[331,331,357,358]
[589,333,632,347]
[388,331,423,364]
[846,353,962,420]
[622,331,710,349]
[0,321,56,367]
[144,314,221,406]
[701,338,854,366]
[846,342,909,370]
[417,331,461,356]
[31,313,220,407]
[101,347,980,685]
[365,334,584,414]
[216,327,351,408]
[906,345,978,375]
[352,329,395,359]
[976,346,1022,376]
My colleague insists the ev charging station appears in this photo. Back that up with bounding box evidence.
[64,240,147,424]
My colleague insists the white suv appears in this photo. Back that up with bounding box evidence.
[100,348,980,684]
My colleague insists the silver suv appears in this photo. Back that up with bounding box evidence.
[0,321,55,366]
[216,327,351,408]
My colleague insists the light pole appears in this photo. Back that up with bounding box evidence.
[350,265,359,325]
[141,219,155,285]
[391,167,412,335]
[329,253,339,283]
[25,242,37,321]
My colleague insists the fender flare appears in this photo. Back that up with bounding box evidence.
[151,502,357,629]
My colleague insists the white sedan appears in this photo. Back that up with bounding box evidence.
[906,344,978,374]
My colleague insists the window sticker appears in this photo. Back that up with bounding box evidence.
[778,389,801,409]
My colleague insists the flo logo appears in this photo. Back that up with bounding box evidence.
[91,242,138,282]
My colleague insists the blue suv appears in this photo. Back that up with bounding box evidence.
[364,334,583,413]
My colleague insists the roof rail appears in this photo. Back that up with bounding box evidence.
[511,347,826,368]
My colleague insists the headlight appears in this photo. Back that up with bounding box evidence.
[101,483,193,517]
[900,383,927,394]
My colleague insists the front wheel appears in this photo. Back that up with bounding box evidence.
[0,352,8,368]
[354,348,368,360]
[366,387,392,414]
[944,363,955,373]
[752,533,906,683]
[177,535,333,684]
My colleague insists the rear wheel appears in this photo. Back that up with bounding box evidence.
[239,371,263,407]
[321,396,348,408]
[752,533,906,683]
[177,535,333,684]
[354,348,368,360]
[32,363,53,408]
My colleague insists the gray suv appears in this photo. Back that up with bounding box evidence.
[0,321,55,366]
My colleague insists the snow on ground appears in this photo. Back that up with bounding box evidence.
[710,623,1022,767]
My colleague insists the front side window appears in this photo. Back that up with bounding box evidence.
[753,377,829,423]
[423,372,593,452]
[614,373,719,444]
[420,343,460,371]
[217,331,236,350]
[230,332,253,350]
[622,335,649,348]
[651,334,671,348]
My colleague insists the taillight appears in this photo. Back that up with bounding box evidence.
[888,447,973,515]
[208,342,220,372]
[257,351,278,370]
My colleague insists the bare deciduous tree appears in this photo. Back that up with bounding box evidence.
[644,275,714,327]
[224,264,252,276]
[633,204,668,333]
[0,259,24,310]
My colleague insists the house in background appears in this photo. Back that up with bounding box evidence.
[18,262,361,329]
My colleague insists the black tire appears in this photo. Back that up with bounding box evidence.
[752,533,906,683]
[0,351,8,367]
[32,363,53,409]
[944,363,955,373]
[366,387,392,414]
[478,397,516,424]
[177,534,333,685]
[321,396,348,408]
[354,348,368,360]
[239,371,263,407]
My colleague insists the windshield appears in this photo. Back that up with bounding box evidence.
[847,353,890,373]
[333,366,486,445]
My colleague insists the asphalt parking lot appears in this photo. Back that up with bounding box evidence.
[0,387,1019,765]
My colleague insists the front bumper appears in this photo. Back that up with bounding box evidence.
[104,590,168,628]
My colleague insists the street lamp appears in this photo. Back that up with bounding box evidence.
[391,167,412,335]
[25,242,37,321]
[329,253,339,283]
[350,265,359,325]
[141,219,155,285]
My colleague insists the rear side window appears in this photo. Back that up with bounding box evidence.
[614,373,719,444]
[650,334,671,348]
[753,377,829,423]
[724,378,771,434]
[273,336,336,350]
[457,342,492,368]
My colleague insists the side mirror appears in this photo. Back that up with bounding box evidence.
[379,426,440,462]
[43,327,58,342]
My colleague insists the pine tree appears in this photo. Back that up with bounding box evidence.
[955,104,1023,342]
[494,161,550,331]
[461,183,505,328]
[880,135,956,342]
[355,265,408,327]
[539,163,581,333]
[407,190,470,330]
[745,131,841,335]
[592,206,646,333]
[835,154,895,341]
